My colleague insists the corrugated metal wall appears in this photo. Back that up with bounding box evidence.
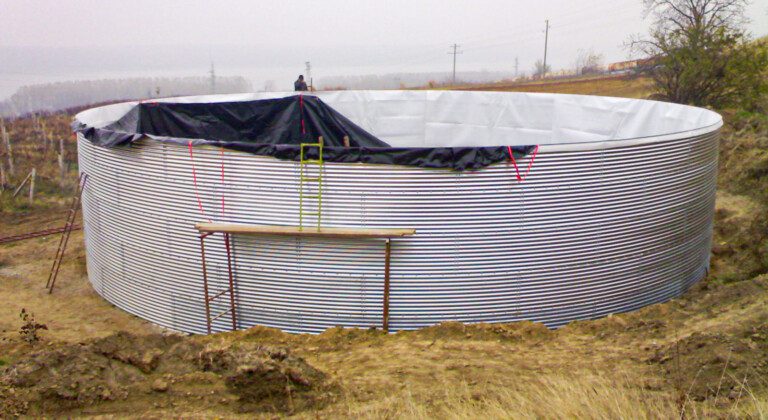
[78,128,719,334]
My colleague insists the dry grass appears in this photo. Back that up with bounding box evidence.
[454,75,655,99]
[333,373,675,419]
[321,371,768,419]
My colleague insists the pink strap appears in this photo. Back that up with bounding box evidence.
[188,141,211,222]
[220,148,225,217]
[507,145,539,182]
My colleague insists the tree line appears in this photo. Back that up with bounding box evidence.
[0,76,252,118]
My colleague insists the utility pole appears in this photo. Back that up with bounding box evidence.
[209,61,216,94]
[305,61,312,90]
[514,56,519,78]
[58,135,65,187]
[447,43,462,85]
[543,19,550,78]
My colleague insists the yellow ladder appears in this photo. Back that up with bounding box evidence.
[299,137,323,231]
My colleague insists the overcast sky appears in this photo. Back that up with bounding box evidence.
[0,0,766,96]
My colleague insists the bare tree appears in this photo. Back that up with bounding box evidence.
[532,60,551,78]
[573,49,605,75]
[630,0,768,110]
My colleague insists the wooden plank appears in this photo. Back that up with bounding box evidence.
[195,222,415,238]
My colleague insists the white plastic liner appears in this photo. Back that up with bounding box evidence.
[75,90,722,149]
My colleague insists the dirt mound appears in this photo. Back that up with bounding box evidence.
[648,330,768,402]
[90,331,187,373]
[564,308,670,338]
[0,385,29,418]
[197,343,328,411]
[2,339,146,413]
[0,332,329,417]
[409,320,552,342]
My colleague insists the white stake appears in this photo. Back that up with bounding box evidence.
[0,118,12,177]
[29,168,36,204]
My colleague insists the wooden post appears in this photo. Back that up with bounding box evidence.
[0,118,12,177]
[36,115,49,154]
[0,160,5,193]
[383,238,391,332]
[58,137,66,187]
[28,168,36,204]
[32,115,41,151]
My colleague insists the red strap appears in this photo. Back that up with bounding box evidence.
[507,145,522,181]
[507,145,539,182]
[188,141,211,222]
[220,148,225,218]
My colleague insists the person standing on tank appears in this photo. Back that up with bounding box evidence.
[294,75,308,91]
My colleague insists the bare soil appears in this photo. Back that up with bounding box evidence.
[1,331,330,417]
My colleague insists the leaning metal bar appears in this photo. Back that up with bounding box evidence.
[383,238,391,332]
[47,174,84,288]
[223,232,238,331]
[199,233,213,334]
[0,225,82,245]
[206,288,230,303]
[211,307,234,322]
[48,174,89,293]
[47,208,76,290]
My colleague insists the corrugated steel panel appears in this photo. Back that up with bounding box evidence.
[77,127,719,334]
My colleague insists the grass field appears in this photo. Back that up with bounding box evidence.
[457,74,655,99]
[1,76,767,418]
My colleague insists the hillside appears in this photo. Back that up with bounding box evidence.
[1,78,767,418]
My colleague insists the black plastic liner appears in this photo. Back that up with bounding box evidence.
[74,95,535,171]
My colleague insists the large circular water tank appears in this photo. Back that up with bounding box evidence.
[75,90,722,334]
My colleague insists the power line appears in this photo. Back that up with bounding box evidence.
[443,0,638,55]
[459,7,638,55]
[447,43,463,85]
